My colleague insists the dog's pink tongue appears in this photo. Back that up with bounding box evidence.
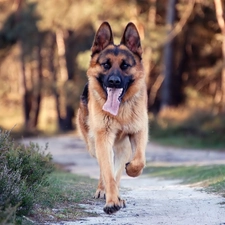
[102,88,123,116]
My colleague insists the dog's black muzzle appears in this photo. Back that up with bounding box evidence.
[107,75,122,88]
[97,70,134,100]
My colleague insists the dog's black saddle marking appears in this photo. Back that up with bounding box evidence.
[80,82,89,105]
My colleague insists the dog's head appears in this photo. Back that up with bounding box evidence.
[87,22,144,116]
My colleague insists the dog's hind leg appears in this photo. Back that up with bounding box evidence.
[94,171,105,199]
[114,136,132,186]
[76,83,89,145]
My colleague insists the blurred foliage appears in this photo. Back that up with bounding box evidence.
[0,0,224,146]
[150,104,225,149]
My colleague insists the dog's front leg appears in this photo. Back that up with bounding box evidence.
[126,126,148,177]
[95,130,125,214]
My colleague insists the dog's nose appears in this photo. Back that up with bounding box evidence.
[108,75,121,87]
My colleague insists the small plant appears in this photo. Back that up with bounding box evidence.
[0,130,54,224]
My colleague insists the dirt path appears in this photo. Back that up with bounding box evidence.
[22,135,225,225]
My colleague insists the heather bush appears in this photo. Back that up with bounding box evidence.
[0,130,54,224]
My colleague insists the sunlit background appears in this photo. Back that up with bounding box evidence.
[0,0,225,149]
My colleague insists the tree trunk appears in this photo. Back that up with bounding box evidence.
[49,32,63,128]
[221,30,225,112]
[56,29,74,131]
[32,34,43,128]
[56,29,68,82]
[20,42,31,130]
[214,0,225,112]
[161,0,177,108]
[148,0,156,28]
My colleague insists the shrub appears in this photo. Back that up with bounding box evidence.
[0,130,54,223]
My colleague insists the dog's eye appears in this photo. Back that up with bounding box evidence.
[120,62,130,70]
[102,62,111,70]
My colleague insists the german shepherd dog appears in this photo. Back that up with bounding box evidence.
[76,22,148,214]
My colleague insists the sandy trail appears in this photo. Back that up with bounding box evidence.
[22,135,225,225]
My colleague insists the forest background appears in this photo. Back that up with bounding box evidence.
[0,0,225,149]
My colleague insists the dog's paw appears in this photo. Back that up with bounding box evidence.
[125,160,145,177]
[94,188,106,199]
[103,198,126,214]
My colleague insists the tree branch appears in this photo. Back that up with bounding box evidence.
[214,0,225,30]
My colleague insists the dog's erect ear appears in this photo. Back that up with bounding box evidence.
[120,23,142,58]
[91,22,114,55]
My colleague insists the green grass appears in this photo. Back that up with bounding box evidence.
[144,165,225,196]
[150,128,225,149]
[25,171,98,224]
[150,110,225,149]
[0,130,98,224]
